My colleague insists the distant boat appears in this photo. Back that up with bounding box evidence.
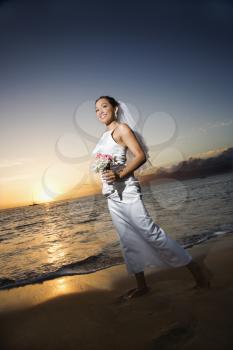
[29,193,39,206]
[29,202,39,206]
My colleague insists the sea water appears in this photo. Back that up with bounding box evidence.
[0,172,232,290]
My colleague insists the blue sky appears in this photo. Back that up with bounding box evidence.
[0,0,233,208]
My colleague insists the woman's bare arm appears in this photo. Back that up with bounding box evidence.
[102,123,147,183]
[117,123,146,178]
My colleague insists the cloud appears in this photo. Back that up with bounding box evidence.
[204,119,233,131]
[208,120,233,128]
[198,119,233,133]
[177,119,233,140]
[137,146,233,186]
[190,147,229,159]
[0,157,34,168]
[0,173,32,183]
[165,146,233,179]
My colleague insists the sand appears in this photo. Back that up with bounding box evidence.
[1,234,233,350]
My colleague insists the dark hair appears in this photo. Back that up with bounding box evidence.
[95,95,119,108]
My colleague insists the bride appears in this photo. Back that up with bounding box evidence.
[93,95,211,301]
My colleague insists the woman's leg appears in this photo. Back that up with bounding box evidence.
[123,271,150,299]
[116,271,150,301]
[135,271,148,289]
[126,260,211,300]
[186,259,211,288]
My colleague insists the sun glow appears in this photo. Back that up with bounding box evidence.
[34,191,54,203]
[32,183,56,204]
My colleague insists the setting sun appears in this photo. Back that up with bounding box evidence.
[32,183,56,204]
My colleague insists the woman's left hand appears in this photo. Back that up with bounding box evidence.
[101,170,120,184]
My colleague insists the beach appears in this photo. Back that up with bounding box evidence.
[1,234,233,350]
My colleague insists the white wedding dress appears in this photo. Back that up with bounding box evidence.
[92,128,192,275]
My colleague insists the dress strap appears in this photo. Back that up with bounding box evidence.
[109,126,126,150]
[110,126,119,143]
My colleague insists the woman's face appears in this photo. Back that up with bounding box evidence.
[95,98,116,125]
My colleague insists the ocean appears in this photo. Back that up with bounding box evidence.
[0,172,232,290]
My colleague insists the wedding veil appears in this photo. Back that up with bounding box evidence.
[117,100,153,175]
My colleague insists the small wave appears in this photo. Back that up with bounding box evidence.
[212,230,230,237]
[0,235,12,243]
[77,218,97,224]
[1,229,232,291]
[15,221,44,230]
[180,229,233,248]
[0,252,123,291]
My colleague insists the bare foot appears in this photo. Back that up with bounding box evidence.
[122,287,138,297]
[187,261,212,289]
[196,265,212,289]
[126,286,150,299]
[114,288,137,304]
[114,286,150,304]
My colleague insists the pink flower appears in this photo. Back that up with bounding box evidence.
[91,153,114,173]
[96,153,113,160]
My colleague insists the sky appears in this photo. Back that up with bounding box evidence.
[0,0,233,209]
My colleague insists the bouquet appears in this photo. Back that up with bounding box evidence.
[91,153,122,196]
[91,153,114,173]
[91,153,125,197]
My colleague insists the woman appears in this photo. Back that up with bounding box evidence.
[92,95,211,300]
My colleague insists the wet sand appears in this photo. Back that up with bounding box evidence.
[1,234,233,350]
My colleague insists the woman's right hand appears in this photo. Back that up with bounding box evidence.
[101,169,119,184]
